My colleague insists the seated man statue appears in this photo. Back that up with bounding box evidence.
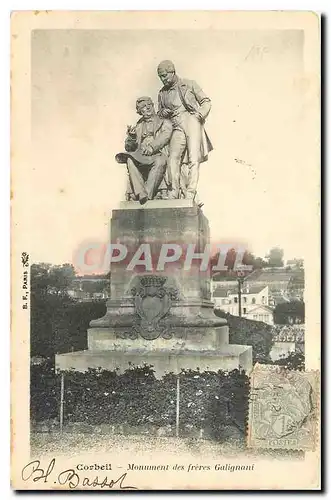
[115,96,173,204]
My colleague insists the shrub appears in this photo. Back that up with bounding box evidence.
[30,364,249,439]
[214,310,273,364]
[30,359,60,422]
[271,351,305,371]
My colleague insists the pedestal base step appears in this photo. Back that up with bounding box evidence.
[56,345,252,378]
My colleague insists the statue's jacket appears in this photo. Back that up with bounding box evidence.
[158,77,213,164]
[124,115,172,160]
[115,114,172,191]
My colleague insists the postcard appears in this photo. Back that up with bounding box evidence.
[11,11,321,490]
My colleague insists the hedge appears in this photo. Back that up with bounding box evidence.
[213,310,273,363]
[31,362,249,439]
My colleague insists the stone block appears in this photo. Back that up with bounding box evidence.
[87,325,230,351]
[56,344,252,379]
[56,202,253,376]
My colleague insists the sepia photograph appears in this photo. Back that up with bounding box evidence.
[11,10,321,490]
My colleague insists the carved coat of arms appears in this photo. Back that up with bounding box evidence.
[128,275,179,340]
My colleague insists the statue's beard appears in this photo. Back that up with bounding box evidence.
[142,111,154,119]
[163,81,173,89]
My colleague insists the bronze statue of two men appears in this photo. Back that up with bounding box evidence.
[115,60,213,204]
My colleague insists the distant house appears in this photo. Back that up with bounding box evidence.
[212,284,274,324]
[286,259,304,269]
[212,286,237,309]
[211,268,304,297]
[269,325,305,361]
[68,275,109,301]
[67,289,109,301]
[245,304,274,325]
[31,356,47,366]
[241,268,305,305]
[268,290,293,309]
[271,293,291,306]
[211,274,238,292]
[273,299,305,325]
[244,268,294,293]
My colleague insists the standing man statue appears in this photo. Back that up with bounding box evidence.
[157,60,213,201]
[115,96,172,204]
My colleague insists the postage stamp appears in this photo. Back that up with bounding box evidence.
[247,364,319,450]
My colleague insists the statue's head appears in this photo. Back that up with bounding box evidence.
[157,60,177,88]
[136,96,155,118]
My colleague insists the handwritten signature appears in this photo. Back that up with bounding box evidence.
[21,458,138,490]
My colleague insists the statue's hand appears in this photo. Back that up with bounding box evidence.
[193,111,204,123]
[127,125,137,137]
[140,144,154,156]
[159,108,172,119]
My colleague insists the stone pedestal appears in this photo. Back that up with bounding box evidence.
[56,200,252,377]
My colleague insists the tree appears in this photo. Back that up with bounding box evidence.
[52,300,106,354]
[224,248,237,270]
[289,258,304,269]
[265,247,284,268]
[213,310,273,364]
[81,279,108,295]
[30,263,107,358]
[273,301,305,325]
[31,263,76,297]
[31,290,106,358]
[211,248,263,276]
[30,263,52,298]
[272,351,305,371]
[31,291,74,357]
[48,264,76,296]
[93,279,109,294]
[242,252,267,270]
[81,280,96,296]
[252,257,267,269]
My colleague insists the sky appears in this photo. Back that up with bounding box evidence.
[29,28,317,266]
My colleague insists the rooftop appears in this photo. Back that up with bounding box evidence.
[241,285,267,295]
[73,275,109,282]
[213,287,237,298]
[213,284,268,297]
[272,295,291,305]
[248,305,274,314]
[245,269,293,283]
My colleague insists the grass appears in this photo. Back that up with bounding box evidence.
[30,431,302,460]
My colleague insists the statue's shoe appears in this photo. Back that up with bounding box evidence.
[139,195,148,205]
